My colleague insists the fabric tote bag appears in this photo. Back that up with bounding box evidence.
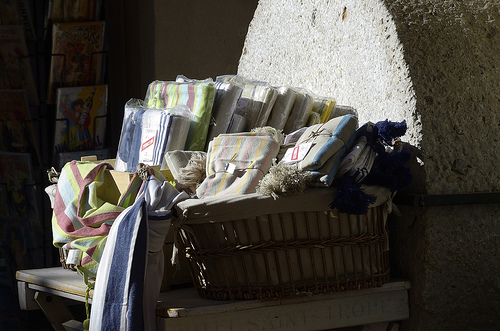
[51,160,145,280]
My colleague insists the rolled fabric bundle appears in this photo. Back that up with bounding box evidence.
[227,112,247,133]
[162,106,192,152]
[196,132,280,198]
[229,80,278,132]
[306,111,322,126]
[206,81,243,142]
[336,136,368,178]
[115,99,146,172]
[328,104,358,120]
[311,96,336,123]
[266,86,297,130]
[283,89,314,134]
[252,84,279,129]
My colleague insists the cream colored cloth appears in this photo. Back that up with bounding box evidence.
[196,132,280,198]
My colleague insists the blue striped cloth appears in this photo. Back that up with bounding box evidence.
[115,99,146,172]
[90,174,188,330]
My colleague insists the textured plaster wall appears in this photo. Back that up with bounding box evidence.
[382,1,500,195]
[238,0,500,195]
[238,0,500,330]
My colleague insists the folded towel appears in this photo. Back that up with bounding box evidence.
[145,80,216,151]
[196,132,280,198]
[295,114,359,186]
[138,109,170,167]
[348,142,377,182]
[115,99,146,172]
[336,136,368,177]
[227,112,247,133]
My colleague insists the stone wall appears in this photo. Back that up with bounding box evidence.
[238,0,500,329]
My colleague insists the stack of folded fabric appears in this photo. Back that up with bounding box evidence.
[330,119,412,214]
[145,80,216,151]
[294,114,359,186]
[115,102,191,172]
[115,99,147,173]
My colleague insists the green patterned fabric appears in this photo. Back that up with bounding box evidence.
[145,80,216,151]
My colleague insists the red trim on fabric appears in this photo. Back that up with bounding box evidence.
[78,211,122,227]
[200,135,231,198]
[53,185,76,233]
[161,82,168,105]
[86,244,97,257]
[186,83,194,110]
[81,254,94,265]
[69,222,112,237]
[75,162,112,225]
[69,160,84,184]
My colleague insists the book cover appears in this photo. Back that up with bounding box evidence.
[47,0,103,23]
[0,152,42,276]
[0,90,41,165]
[54,85,108,153]
[0,25,39,105]
[48,21,106,104]
[0,0,36,40]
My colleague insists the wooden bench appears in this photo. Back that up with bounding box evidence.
[17,267,410,331]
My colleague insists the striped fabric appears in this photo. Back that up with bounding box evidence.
[145,80,216,151]
[312,96,336,123]
[90,174,189,331]
[115,99,146,173]
[296,114,359,186]
[51,161,144,280]
[197,132,280,198]
[138,109,169,166]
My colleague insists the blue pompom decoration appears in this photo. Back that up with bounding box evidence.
[330,176,377,215]
[374,119,407,146]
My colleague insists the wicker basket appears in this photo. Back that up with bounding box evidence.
[174,187,391,300]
